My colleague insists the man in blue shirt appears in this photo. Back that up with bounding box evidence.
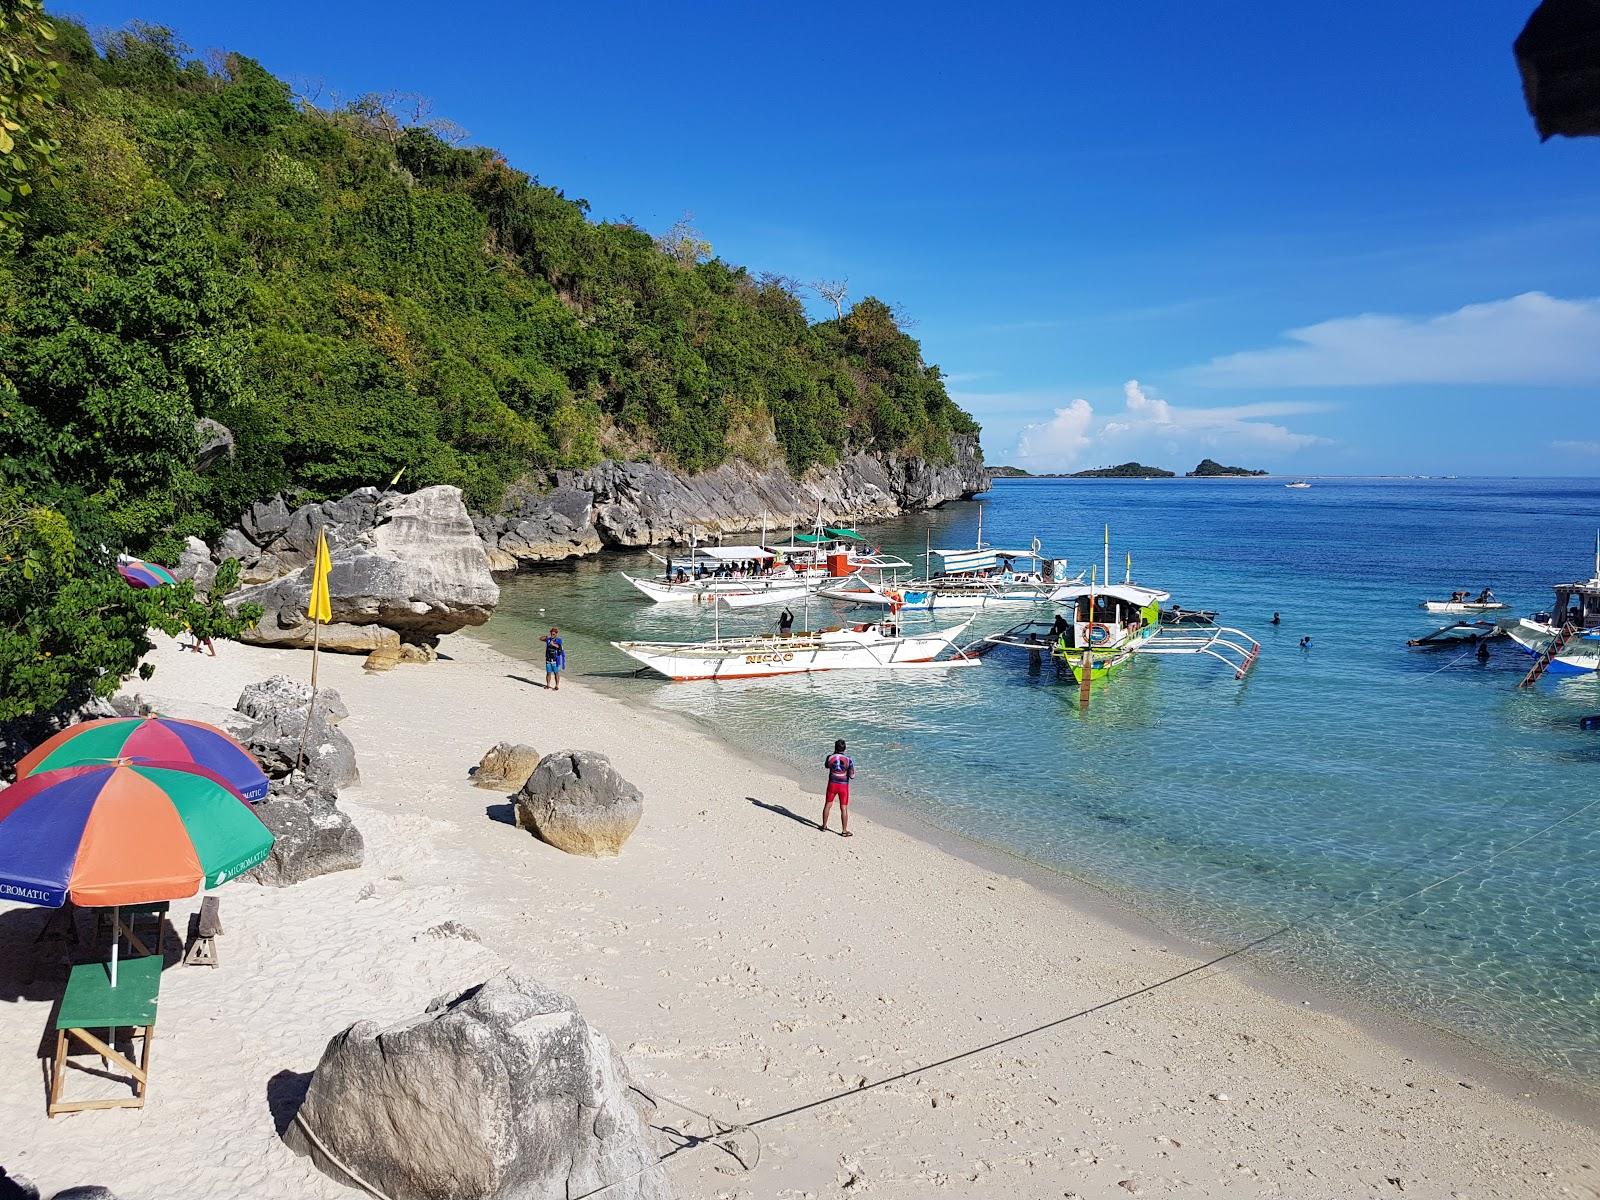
[542,627,565,691]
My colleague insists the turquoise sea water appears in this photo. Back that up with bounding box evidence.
[479,477,1600,1087]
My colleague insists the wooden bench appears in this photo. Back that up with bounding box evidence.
[48,956,162,1117]
[183,896,223,968]
[93,902,170,958]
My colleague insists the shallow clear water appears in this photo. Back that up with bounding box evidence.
[480,477,1600,1087]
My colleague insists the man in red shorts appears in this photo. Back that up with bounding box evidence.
[821,738,854,837]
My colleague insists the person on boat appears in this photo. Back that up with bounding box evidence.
[1451,589,1468,603]
[1271,611,1281,625]
[1476,587,1494,604]
[675,569,687,583]
[1049,613,1069,640]
[778,607,795,637]
[821,739,854,837]
[542,627,565,691]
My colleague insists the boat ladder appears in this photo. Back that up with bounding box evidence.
[1518,622,1577,688]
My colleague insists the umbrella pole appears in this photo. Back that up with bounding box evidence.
[110,905,119,988]
[294,618,323,780]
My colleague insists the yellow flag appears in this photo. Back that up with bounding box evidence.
[308,529,333,624]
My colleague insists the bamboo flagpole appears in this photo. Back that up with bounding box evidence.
[294,528,334,779]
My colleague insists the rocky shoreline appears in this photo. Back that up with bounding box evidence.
[176,444,988,653]
[475,435,989,568]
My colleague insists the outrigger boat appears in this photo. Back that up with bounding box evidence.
[1420,590,1507,614]
[1285,481,1312,489]
[968,530,1260,686]
[1506,535,1600,683]
[818,508,1079,609]
[612,617,977,681]
[623,519,912,606]
[1407,620,1503,647]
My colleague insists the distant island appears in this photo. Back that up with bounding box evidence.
[1070,462,1175,479]
[1186,458,1269,477]
[992,458,1269,479]
[991,462,1175,479]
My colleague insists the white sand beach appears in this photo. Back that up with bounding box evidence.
[3,632,1597,1199]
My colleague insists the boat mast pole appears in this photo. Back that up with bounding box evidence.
[1103,524,1110,587]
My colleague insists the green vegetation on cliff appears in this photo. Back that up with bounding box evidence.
[0,15,979,559]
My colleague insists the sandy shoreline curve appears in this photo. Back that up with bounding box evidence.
[2,631,1596,1199]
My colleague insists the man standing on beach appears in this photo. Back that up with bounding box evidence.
[542,627,565,690]
[821,738,853,837]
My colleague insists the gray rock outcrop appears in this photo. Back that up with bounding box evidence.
[514,751,643,857]
[211,486,498,652]
[286,970,671,1200]
[476,486,603,569]
[169,535,217,595]
[234,676,358,791]
[195,417,234,471]
[246,778,365,887]
[477,435,988,566]
[474,742,541,790]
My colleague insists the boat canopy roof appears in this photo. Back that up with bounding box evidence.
[695,545,775,562]
[823,527,866,541]
[1053,582,1170,606]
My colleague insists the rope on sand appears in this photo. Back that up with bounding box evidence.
[296,791,1600,1198]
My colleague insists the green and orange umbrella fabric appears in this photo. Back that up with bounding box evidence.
[16,717,271,803]
[0,761,273,911]
[116,556,176,589]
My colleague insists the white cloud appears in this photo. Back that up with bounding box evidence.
[1016,398,1095,462]
[1552,439,1600,455]
[1012,380,1327,470]
[1189,292,1600,387]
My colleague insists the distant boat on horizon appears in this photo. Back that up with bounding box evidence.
[1285,480,1312,489]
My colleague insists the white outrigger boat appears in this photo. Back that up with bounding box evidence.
[1285,480,1312,490]
[967,533,1260,687]
[622,522,912,607]
[818,508,1079,610]
[1420,590,1508,614]
[1507,536,1600,685]
[612,617,977,681]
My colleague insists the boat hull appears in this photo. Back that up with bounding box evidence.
[1505,620,1600,676]
[612,623,972,681]
[1421,600,1509,614]
[623,573,817,605]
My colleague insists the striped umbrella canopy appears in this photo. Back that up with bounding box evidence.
[17,717,270,803]
[0,761,274,910]
[117,557,176,589]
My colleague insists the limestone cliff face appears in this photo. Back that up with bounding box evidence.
[476,436,988,568]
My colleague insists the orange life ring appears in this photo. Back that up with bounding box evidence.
[1087,622,1113,646]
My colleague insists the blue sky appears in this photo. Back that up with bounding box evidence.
[60,1,1600,474]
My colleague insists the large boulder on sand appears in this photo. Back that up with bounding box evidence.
[234,676,358,791]
[226,486,498,651]
[514,751,642,856]
[246,778,364,887]
[285,970,671,1200]
[474,742,541,790]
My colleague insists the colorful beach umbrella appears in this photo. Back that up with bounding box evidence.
[116,556,176,589]
[0,761,274,910]
[16,717,270,802]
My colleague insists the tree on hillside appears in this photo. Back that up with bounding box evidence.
[0,0,62,238]
[655,212,712,266]
[814,276,849,318]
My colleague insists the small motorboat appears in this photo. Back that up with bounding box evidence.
[1285,481,1311,489]
[1406,620,1503,647]
[1160,606,1218,626]
[1421,589,1508,614]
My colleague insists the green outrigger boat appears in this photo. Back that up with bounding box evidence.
[972,538,1261,687]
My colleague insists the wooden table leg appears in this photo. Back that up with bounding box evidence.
[137,1023,154,1105]
[48,1030,68,1117]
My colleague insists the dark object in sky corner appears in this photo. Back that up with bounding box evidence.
[1515,0,1600,139]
